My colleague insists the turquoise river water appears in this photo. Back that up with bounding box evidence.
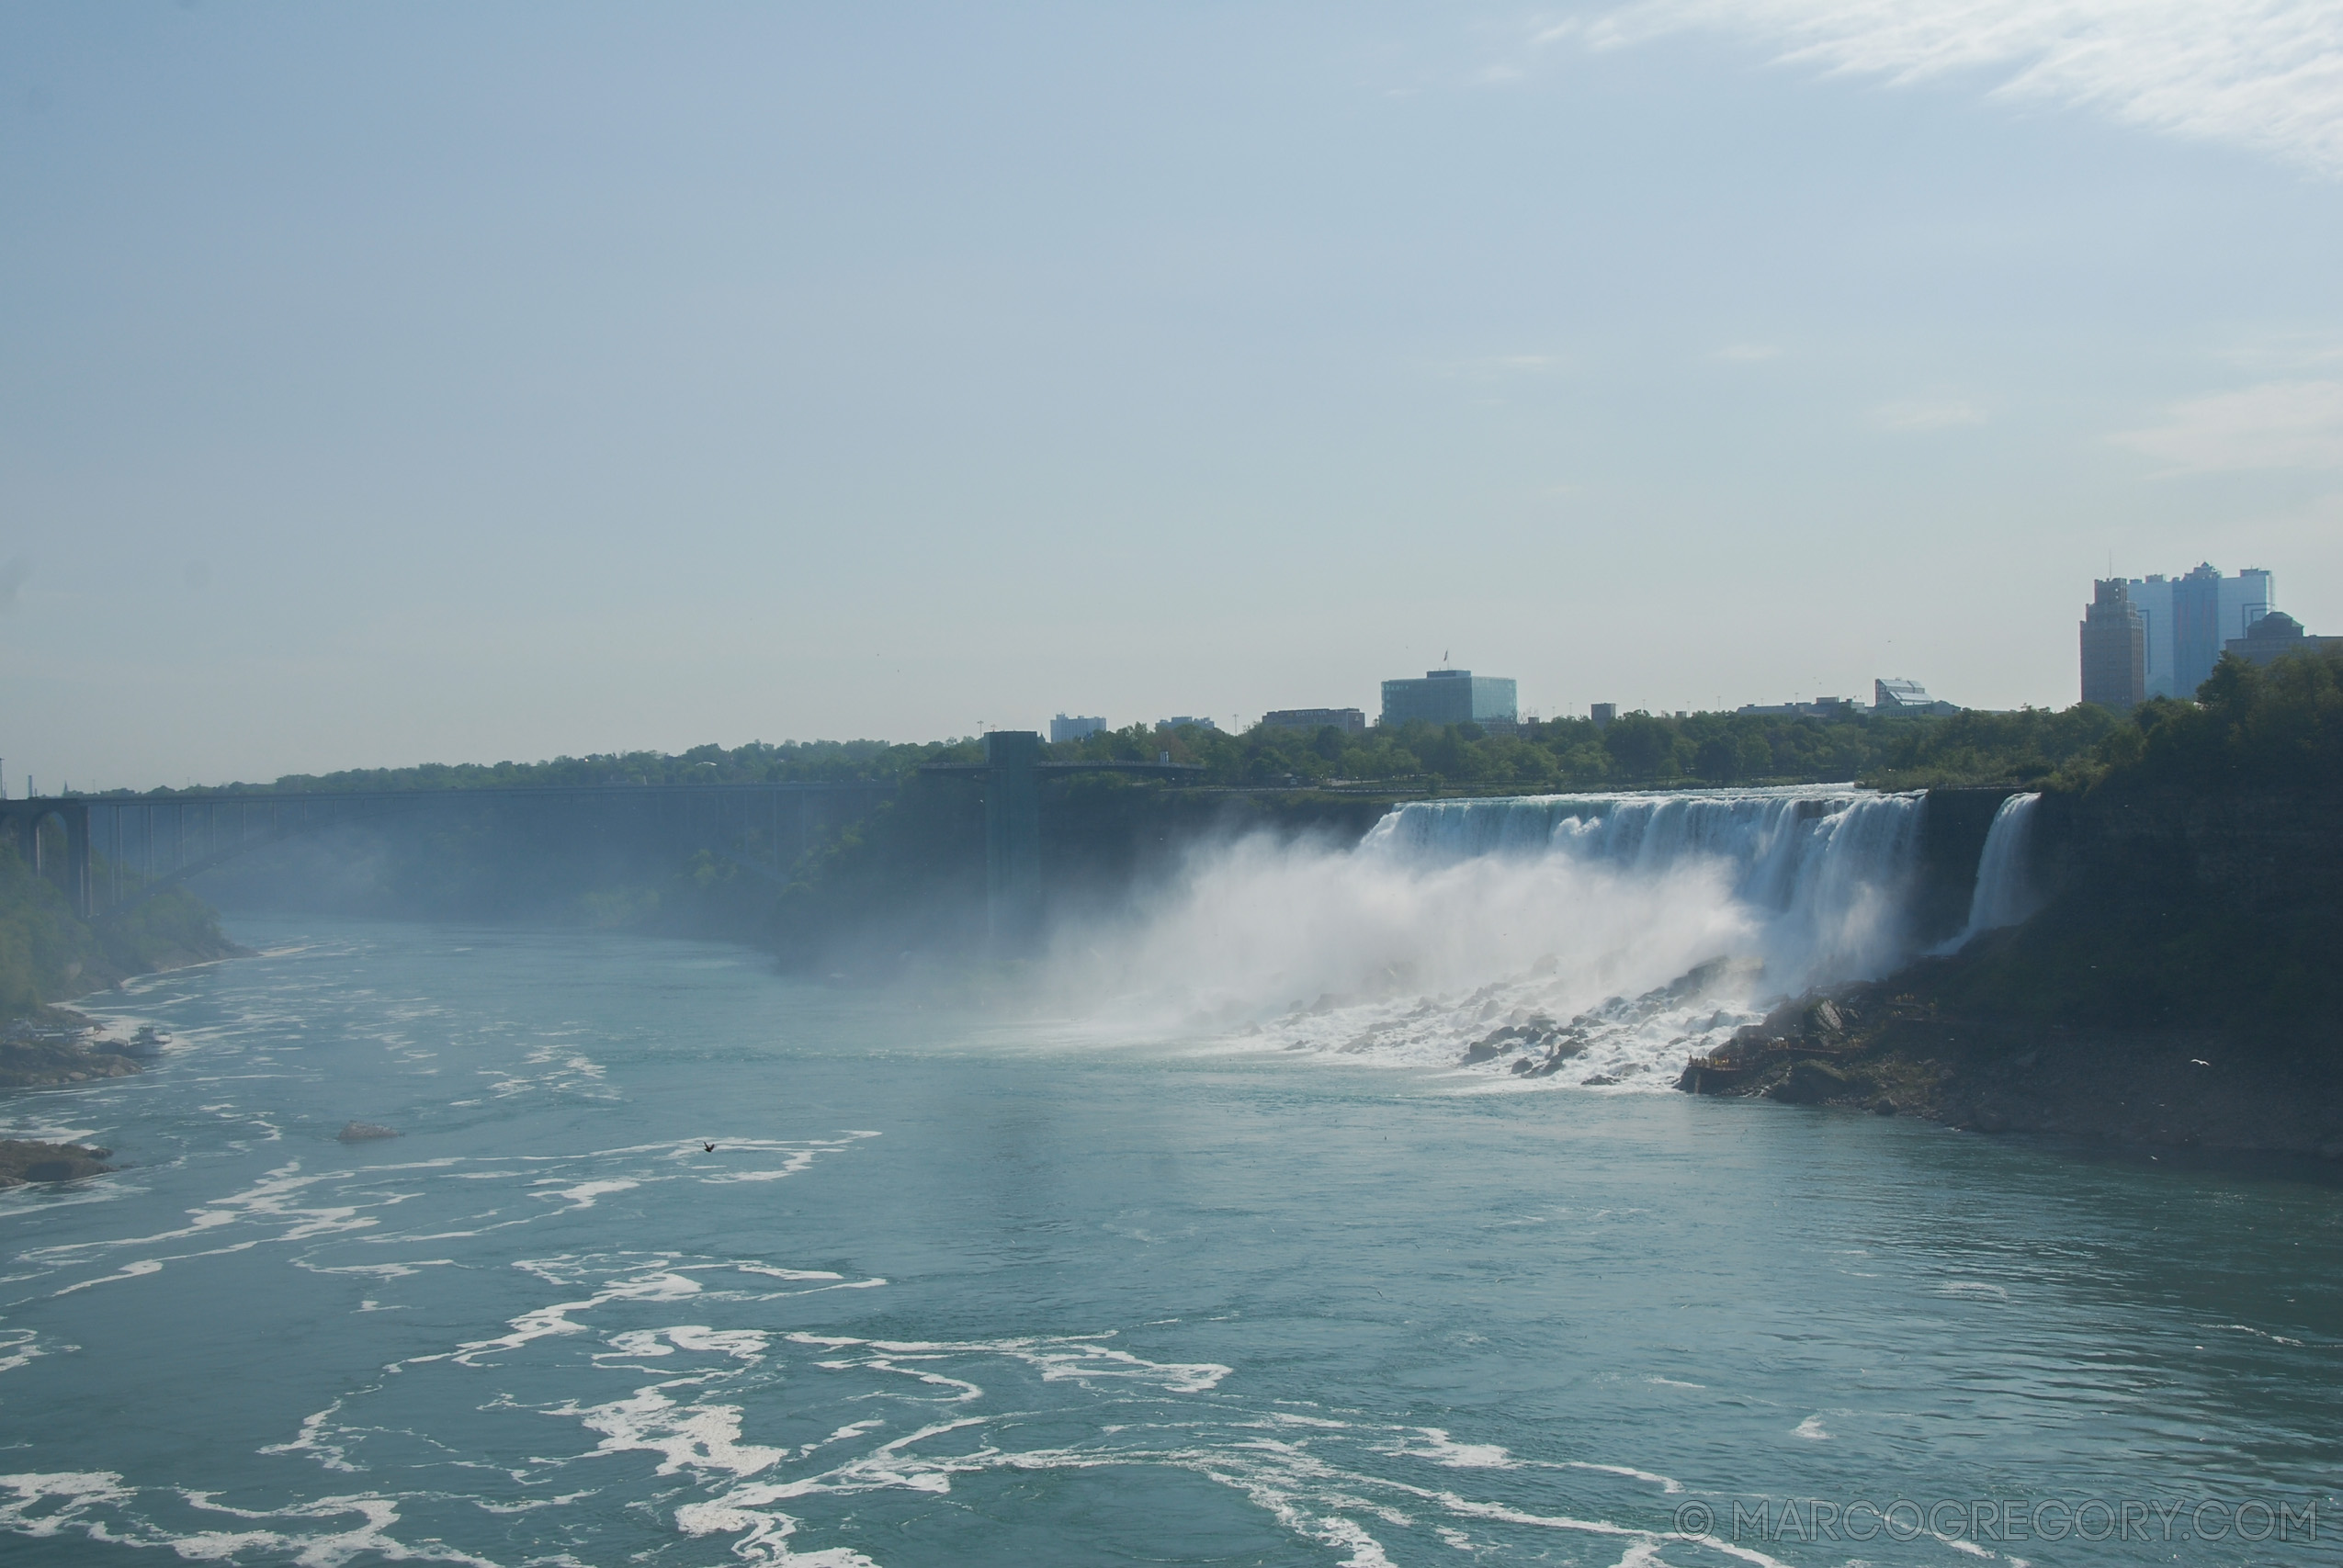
[2,915,2339,1567]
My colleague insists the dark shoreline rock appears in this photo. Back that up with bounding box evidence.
[0,1140,117,1189]
[1677,970,2343,1158]
[0,1010,145,1090]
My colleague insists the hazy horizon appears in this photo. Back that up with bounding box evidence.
[7,2,2342,791]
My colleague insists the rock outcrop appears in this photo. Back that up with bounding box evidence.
[0,1016,144,1089]
[1677,964,2343,1157]
[0,1140,116,1188]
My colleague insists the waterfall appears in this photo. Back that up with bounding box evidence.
[1057,786,1932,1088]
[1955,792,2043,942]
[1359,787,1926,978]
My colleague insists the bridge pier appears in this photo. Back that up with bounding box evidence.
[0,799,94,920]
[980,732,1044,951]
[921,736,1205,955]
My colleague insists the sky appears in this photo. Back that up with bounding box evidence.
[5,1,2342,789]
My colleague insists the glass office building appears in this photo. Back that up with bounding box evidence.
[2124,565,2273,699]
[1378,669,1518,728]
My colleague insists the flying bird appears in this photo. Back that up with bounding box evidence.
[702,1142,717,1153]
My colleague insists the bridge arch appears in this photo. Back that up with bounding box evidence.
[67,782,896,922]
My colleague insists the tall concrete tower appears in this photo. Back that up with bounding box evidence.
[2080,579,2145,709]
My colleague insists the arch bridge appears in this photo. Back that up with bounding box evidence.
[1,781,894,921]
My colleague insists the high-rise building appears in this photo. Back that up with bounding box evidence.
[2126,574,2176,697]
[2080,579,2145,709]
[1049,715,1107,743]
[1378,669,1518,729]
[2124,564,2273,698]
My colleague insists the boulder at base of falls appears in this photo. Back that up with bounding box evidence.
[1768,1058,1856,1105]
[337,1122,401,1143]
[0,1140,116,1189]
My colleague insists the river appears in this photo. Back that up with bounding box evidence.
[3,792,2340,1564]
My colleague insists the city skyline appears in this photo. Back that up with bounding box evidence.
[6,4,2342,789]
[1,556,2326,794]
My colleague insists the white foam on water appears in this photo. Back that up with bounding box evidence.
[1383,1427,1519,1468]
[220,1247,1794,1568]
[0,1473,502,1567]
[597,1326,770,1364]
[560,1385,792,1479]
[301,1259,458,1280]
[168,1493,498,1568]
[429,1267,708,1368]
[0,1472,138,1539]
[1570,1461,1686,1494]
[532,1179,639,1211]
[259,1396,363,1473]
[673,1491,884,1567]
[51,1258,164,1295]
[0,1325,50,1375]
[23,1161,400,1294]
[787,1331,1233,1395]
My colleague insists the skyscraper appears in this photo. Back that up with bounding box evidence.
[2125,564,2273,698]
[2080,579,2145,709]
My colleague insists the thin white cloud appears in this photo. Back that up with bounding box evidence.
[1444,353,1570,378]
[2116,379,2343,471]
[1553,1,2343,176]
[1873,396,1986,430]
[2216,334,2343,371]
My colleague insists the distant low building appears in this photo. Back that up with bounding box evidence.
[1258,707,1366,736]
[1156,716,1219,732]
[1049,715,1107,743]
[2224,611,2340,665]
[1873,678,1962,716]
[1379,669,1518,731]
[1590,703,1616,727]
[2080,578,2146,708]
[1736,697,1860,720]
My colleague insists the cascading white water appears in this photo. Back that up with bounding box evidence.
[1953,792,2043,942]
[1360,787,1926,981]
[1052,786,1932,1089]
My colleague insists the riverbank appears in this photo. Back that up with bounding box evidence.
[1,836,244,1061]
[0,1010,154,1089]
[1678,930,2343,1157]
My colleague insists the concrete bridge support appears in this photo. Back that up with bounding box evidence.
[980,731,1045,951]
[0,800,93,919]
[922,736,1204,954]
